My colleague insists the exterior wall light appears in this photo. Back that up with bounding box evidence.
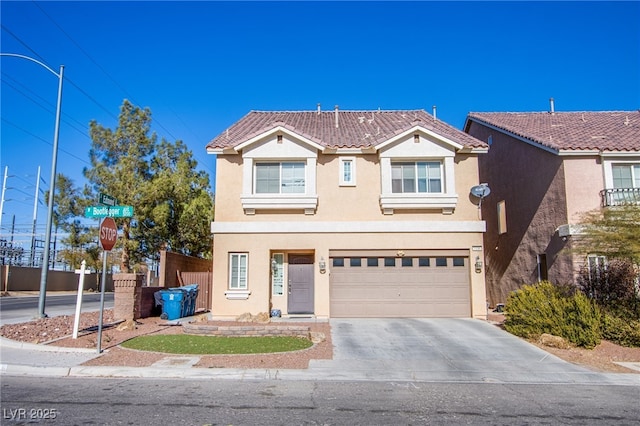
[475,256,483,273]
[319,257,326,274]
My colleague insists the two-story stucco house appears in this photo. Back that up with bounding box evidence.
[206,107,489,319]
[464,107,640,307]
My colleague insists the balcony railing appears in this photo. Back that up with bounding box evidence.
[600,188,640,207]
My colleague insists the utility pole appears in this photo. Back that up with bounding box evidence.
[0,166,8,238]
[30,166,41,267]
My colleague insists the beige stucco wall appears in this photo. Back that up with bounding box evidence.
[211,134,487,319]
[215,152,483,222]
[562,156,603,223]
[211,231,487,319]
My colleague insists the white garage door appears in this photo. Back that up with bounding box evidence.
[330,250,471,318]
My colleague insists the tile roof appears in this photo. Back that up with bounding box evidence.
[207,109,487,151]
[466,111,640,152]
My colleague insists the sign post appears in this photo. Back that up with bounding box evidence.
[97,217,117,353]
[72,260,91,339]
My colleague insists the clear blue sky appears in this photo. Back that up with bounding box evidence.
[1,1,639,233]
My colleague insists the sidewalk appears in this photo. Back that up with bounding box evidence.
[2,322,640,385]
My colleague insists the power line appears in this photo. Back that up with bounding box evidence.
[4,10,214,181]
[32,1,139,104]
[0,24,48,64]
[2,71,90,131]
[1,70,53,108]
[1,75,92,138]
[1,118,91,167]
[31,2,215,177]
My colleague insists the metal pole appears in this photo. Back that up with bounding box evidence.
[38,64,64,318]
[31,166,41,266]
[97,250,108,353]
[0,166,8,237]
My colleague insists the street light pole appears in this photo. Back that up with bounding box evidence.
[0,53,64,318]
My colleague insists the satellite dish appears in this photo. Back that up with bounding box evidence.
[470,184,491,199]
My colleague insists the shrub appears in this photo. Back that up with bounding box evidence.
[576,258,639,311]
[601,312,640,347]
[504,281,601,348]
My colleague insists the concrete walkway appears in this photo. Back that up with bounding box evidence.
[1,318,639,385]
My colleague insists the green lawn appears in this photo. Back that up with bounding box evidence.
[120,334,313,355]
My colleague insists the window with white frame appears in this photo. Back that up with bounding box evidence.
[612,164,640,189]
[271,253,284,296]
[391,161,442,193]
[588,254,607,270]
[229,253,248,290]
[587,254,607,283]
[339,157,356,186]
[255,162,305,194]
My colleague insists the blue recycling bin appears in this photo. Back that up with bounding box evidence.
[159,289,186,320]
[182,284,199,316]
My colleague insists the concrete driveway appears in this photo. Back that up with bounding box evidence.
[302,318,638,385]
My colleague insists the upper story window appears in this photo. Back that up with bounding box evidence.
[255,162,305,194]
[602,162,640,206]
[339,157,356,186]
[612,164,640,189]
[391,162,442,194]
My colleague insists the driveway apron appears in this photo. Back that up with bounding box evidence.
[305,318,635,384]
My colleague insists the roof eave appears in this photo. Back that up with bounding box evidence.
[374,125,464,152]
[466,116,559,156]
[599,150,640,158]
[233,125,326,153]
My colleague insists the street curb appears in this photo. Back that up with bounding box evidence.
[0,336,97,353]
[67,366,263,379]
[1,363,71,377]
[2,362,640,385]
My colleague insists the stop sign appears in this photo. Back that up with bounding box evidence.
[99,217,118,251]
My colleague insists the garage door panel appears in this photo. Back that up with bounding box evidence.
[330,300,470,318]
[330,255,471,318]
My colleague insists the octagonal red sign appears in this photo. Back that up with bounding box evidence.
[99,217,117,251]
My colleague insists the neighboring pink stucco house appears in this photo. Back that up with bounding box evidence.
[464,107,640,307]
[206,107,489,319]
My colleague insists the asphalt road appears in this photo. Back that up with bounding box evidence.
[1,376,638,425]
[0,293,114,325]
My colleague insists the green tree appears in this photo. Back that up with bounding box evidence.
[84,100,213,272]
[47,173,98,270]
[140,139,213,258]
[573,205,640,265]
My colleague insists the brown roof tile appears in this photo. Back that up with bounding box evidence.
[207,109,487,151]
[467,111,640,152]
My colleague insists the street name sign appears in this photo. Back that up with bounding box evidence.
[99,193,117,206]
[84,205,134,218]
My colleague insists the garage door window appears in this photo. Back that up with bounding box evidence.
[453,257,465,267]
[384,257,396,267]
[401,257,413,267]
[367,258,379,267]
[333,258,344,267]
[436,257,447,267]
[350,258,362,267]
[419,257,430,267]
